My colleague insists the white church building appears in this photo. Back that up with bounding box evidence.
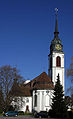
[12,14,65,113]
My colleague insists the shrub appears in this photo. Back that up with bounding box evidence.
[67,111,73,119]
[24,112,32,115]
[49,109,67,118]
[18,111,24,115]
[0,109,3,113]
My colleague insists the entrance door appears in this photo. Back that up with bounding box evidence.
[26,105,29,112]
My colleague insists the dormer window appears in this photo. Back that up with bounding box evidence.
[56,56,61,67]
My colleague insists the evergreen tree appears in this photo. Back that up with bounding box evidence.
[51,74,67,117]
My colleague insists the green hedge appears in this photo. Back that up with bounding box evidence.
[18,111,24,115]
[18,111,32,115]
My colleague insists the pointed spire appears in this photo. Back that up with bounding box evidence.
[50,8,63,53]
[55,16,58,32]
[54,8,59,37]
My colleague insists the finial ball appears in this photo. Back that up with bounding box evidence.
[55,8,58,15]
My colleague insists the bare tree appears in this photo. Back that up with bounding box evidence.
[67,57,73,93]
[0,65,23,111]
[67,57,73,107]
[0,86,4,112]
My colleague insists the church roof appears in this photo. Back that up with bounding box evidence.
[18,72,54,97]
[20,86,31,97]
[20,82,32,96]
[32,72,54,90]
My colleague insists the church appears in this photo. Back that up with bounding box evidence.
[12,13,65,113]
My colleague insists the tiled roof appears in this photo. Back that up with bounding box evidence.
[21,82,32,96]
[15,72,54,96]
[32,72,54,90]
[10,82,26,96]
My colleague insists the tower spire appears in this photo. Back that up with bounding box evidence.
[54,8,59,37]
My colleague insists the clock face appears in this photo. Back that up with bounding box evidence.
[55,44,62,50]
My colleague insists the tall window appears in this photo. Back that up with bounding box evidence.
[56,56,61,67]
[49,57,52,68]
[34,94,37,107]
[45,95,49,106]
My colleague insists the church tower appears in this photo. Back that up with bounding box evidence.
[48,11,64,91]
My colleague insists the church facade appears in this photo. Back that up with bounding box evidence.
[12,15,65,113]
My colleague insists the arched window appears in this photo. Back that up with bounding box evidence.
[56,56,61,67]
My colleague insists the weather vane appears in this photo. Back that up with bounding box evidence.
[55,8,58,16]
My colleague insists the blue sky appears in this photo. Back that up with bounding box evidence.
[0,0,73,94]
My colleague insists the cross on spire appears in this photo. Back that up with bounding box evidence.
[55,8,58,17]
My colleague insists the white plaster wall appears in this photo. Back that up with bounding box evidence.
[52,52,65,91]
[52,52,64,67]
[11,96,32,113]
[33,90,53,112]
